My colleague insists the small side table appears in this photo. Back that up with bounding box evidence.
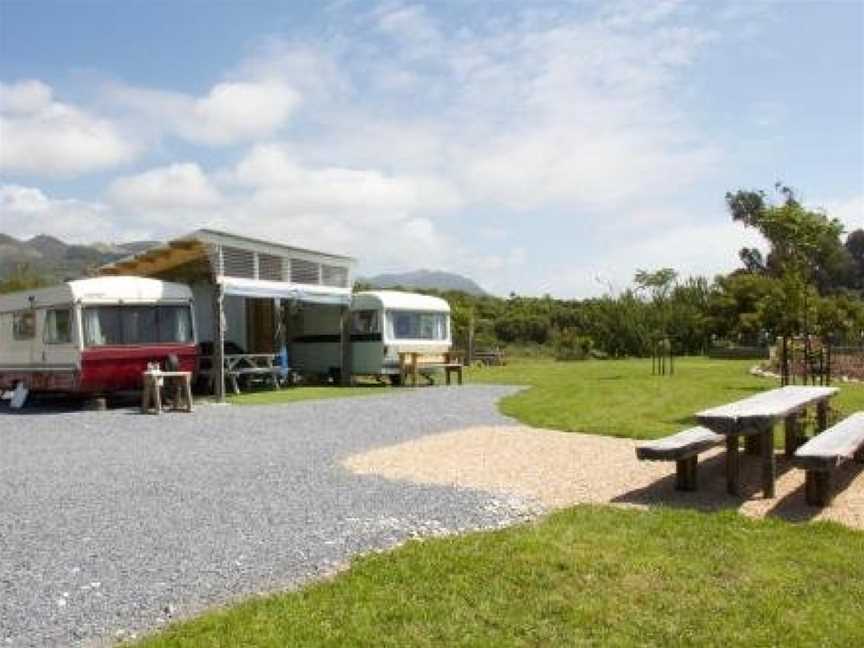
[141,370,193,414]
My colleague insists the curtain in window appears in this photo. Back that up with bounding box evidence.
[385,311,396,339]
[83,309,104,346]
[174,307,191,342]
[44,311,59,343]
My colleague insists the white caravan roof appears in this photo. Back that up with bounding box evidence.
[353,290,451,313]
[0,276,193,312]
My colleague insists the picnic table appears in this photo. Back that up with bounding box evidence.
[141,369,193,414]
[398,351,463,386]
[199,353,283,394]
[696,386,838,497]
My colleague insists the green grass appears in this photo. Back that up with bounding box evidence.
[466,357,864,440]
[227,383,389,406]
[135,506,864,648]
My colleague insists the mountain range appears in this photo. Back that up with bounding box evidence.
[0,234,489,295]
[0,234,157,283]
[360,269,488,296]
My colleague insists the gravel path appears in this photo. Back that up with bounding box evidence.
[0,386,534,647]
[345,424,864,528]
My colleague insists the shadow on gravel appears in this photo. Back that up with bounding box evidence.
[612,452,797,515]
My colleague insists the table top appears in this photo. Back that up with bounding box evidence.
[143,370,192,378]
[697,386,837,426]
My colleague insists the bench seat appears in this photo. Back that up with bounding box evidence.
[792,412,864,506]
[636,426,725,491]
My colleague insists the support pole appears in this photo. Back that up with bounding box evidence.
[215,284,226,403]
[340,304,352,386]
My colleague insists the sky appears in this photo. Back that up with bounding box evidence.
[1,0,862,297]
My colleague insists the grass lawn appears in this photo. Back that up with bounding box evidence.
[227,383,389,406]
[466,357,864,440]
[136,506,864,647]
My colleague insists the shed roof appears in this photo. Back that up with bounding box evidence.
[99,228,356,278]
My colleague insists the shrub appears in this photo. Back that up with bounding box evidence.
[554,328,594,361]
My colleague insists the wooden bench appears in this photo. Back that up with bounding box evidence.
[636,427,725,491]
[399,352,463,387]
[791,412,864,506]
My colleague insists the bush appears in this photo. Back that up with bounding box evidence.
[554,329,594,361]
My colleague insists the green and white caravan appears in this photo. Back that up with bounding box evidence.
[290,290,451,383]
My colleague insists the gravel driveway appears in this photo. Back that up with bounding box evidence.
[0,386,530,647]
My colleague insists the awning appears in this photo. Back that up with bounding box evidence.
[217,277,351,306]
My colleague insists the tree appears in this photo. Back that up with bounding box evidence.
[726,183,852,293]
[846,229,864,289]
[726,183,856,341]
[0,264,50,294]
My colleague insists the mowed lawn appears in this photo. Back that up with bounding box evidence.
[467,357,864,440]
[137,506,864,647]
[227,383,387,406]
[138,358,864,647]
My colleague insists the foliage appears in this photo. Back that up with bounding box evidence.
[552,328,593,361]
[0,264,51,294]
[136,505,864,648]
[726,184,855,294]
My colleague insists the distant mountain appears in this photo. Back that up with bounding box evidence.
[362,269,488,296]
[0,234,156,282]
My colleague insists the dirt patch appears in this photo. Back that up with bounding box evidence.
[343,425,864,530]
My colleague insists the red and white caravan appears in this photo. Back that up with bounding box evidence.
[0,276,197,396]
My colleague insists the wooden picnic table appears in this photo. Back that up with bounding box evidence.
[696,385,838,498]
[199,353,283,394]
[141,370,193,414]
[398,351,463,386]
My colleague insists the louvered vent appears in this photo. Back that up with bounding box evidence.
[322,264,349,288]
[258,253,283,281]
[290,258,320,284]
[222,246,255,278]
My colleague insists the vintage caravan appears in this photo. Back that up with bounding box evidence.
[291,290,451,382]
[0,276,196,396]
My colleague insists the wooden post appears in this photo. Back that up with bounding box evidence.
[744,434,761,456]
[726,434,741,496]
[339,304,352,386]
[760,426,775,498]
[784,412,801,457]
[817,400,829,432]
[805,471,831,507]
[467,311,475,366]
[675,456,697,491]
[215,284,226,403]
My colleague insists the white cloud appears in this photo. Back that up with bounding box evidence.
[106,80,299,146]
[0,184,119,241]
[108,163,222,210]
[818,195,864,231]
[534,219,767,298]
[0,80,137,177]
[229,143,462,214]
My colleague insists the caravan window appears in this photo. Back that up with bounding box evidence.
[83,305,193,346]
[386,311,448,341]
[43,309,73,344]
[351,310,379,334]
[12,311,36,340]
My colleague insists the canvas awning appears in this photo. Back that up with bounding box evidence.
[217,277,351,306]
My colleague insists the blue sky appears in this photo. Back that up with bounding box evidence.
[1,0,862,297]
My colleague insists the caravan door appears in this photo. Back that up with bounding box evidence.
[39,307,79,391]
